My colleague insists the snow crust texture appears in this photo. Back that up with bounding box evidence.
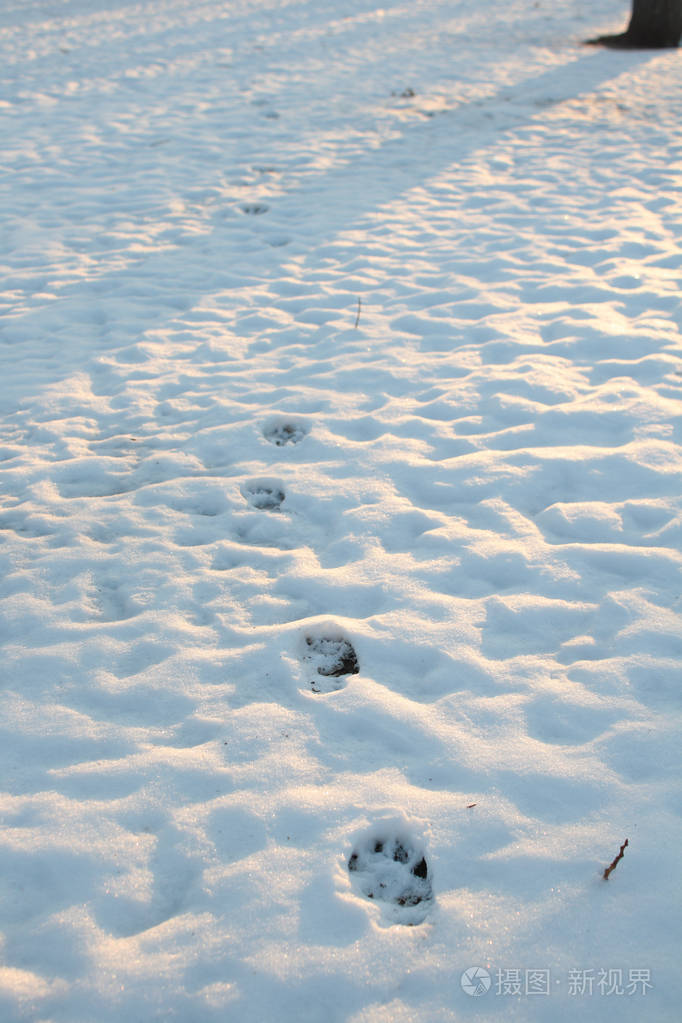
[1,0,681,1021]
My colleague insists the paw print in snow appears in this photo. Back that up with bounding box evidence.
[348,828,433,925]
[304,634,359,692]
[243,480,285,511]
[263,418,308,446]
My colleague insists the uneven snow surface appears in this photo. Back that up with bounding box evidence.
[1,1,681,1020]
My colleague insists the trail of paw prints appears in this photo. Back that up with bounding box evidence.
[242,479,286,511]
[263,417,309,447]
[348,827,433,925]
[301,628,359,693]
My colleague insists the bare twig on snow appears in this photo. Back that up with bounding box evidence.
[603,839,629,880]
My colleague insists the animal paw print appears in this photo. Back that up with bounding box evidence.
[304,633,359,692]
[263,418,308,447]
[348,828,433,924]
[242,480,285,511]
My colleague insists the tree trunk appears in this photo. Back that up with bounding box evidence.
[587,0,682,48]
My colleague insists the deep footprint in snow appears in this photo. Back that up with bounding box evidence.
[263,419,308,446]
[306,635,359,677]
[303,633,359,692]
[348,831,433,924]
[243,481,285,511]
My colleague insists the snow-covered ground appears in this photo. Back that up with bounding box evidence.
[1,0,681,1019]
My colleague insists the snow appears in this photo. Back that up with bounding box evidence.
[1,0,681,1019]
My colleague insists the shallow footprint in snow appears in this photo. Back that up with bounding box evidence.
[348,829,433,925]
[303,632,359,692]
[263,418,309,447]
[243,480,285,511]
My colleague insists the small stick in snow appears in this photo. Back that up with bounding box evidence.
[354,297,362,328]
[603,839,628,880]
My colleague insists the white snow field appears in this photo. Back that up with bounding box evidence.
[1,0,681,1019]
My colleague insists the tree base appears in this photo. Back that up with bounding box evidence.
[585,31,680,48]
[585,32,637,48]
